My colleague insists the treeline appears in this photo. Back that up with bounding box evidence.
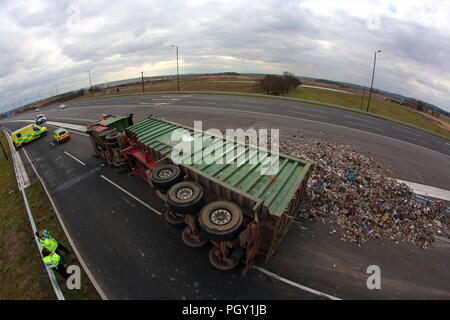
[402,98,442,118]
[258,72,302,96]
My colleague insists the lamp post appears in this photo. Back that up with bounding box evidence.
[86,70,92,89]
[171,45,180,91]
[366,50,381,112]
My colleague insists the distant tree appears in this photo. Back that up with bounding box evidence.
[88,86,101,93]
[259,73,302,96]
[406,98,426,111]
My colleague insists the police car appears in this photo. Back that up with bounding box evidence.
[52,128,70,143]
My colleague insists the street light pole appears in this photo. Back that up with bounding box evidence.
[141,72,145,93]
[171,45,180,91]
[86,70,92,89]
[366,50,381,113]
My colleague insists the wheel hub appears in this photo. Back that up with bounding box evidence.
[176,187,194,200]
[158,169,173,179]
[210,209,232,225]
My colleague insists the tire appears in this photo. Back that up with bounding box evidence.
[107,141,119,148]
[105,131,121,143]
[181,226,208,248]
[208,247,240,271]
[99,129,115,141]
[164,210,185,226]
[198,201,244,241]
[167,181,204,214]
[150,164,182,191]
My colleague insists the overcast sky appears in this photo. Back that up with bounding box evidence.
[1,0,450,112]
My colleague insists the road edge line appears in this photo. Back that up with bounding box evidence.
[253,265,342,300]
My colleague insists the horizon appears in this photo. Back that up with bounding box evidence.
[1,1,450,113]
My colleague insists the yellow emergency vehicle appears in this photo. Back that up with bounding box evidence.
[10,124,48,148]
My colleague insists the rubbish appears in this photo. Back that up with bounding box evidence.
[346,170,355,182]
[279,131,449,249]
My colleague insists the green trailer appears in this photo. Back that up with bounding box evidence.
[87,115,311,273]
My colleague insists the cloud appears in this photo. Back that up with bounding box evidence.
[1,0,450,112]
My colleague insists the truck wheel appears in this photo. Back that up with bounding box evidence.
[198,201,244,241]
[105,131,121,143]
[106,132,121,147]
[99,129,115,141]
[208,247,240,271]
[150,164,182,191]
[181,225,208,248]
[164,210,184,226]
[167,181,204,214]
[107,141,119,148]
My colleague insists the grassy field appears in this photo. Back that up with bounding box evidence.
[288,87,450,138]
[76,76,450,138]
[0,132,100,300]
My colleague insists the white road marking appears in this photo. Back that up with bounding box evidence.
[289,110,326,118]
[291,106,326,113]
[396,179,450,201]
[344,114,377,124]
[253,265,342,300]
[64,151,86,166]
[100,175,162,215]
[352,122,385,132]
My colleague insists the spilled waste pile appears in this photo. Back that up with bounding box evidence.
[279,132,449,248]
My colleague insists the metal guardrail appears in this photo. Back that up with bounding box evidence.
[1,128,65,300]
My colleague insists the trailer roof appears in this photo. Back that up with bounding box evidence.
[126,117,311,217]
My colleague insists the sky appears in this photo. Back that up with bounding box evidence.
[1,0,450,112]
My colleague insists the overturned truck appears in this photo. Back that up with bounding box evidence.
[86,114,311,273]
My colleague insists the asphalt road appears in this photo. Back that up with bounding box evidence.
[2,93,450,299]
[14,93,450,189]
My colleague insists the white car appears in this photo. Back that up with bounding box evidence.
[58,104,67,109]
[35,114,46,125]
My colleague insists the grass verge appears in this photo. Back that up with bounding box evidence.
[0,131,100,300]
